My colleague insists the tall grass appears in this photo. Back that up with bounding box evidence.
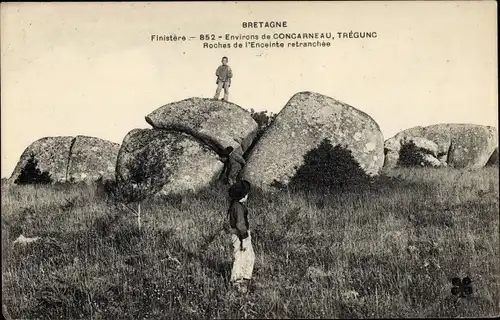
[2,167,499,319]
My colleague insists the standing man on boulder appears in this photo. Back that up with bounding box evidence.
[214,56,233,102]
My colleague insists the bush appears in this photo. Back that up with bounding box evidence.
[287,138,370,192]
[115,147,169,204]
[249,109,277,139]
[244,109,277,158]
[398,140,434,167]
[14,154,52,185]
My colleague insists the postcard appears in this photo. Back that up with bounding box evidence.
[1,2,498,319]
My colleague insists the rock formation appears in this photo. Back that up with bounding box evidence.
[384,124,498,169]
[145,97,258,155]
[9,136,119,184]
[241,91,385,190]
[116,98,258,199]
[115,129,224,201]
[67,136,120,183]
[10,136,74,183]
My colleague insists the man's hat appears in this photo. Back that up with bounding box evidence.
[221,146,234,156]
[228,180,251,200]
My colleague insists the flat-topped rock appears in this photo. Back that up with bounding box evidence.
[145,97,258,155]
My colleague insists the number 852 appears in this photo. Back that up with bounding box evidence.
[200,34,216,41]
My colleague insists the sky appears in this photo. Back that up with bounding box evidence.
[1,1,498,178]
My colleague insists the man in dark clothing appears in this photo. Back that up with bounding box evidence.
[192,135,245,185]
[214,56,233,102]
[227,180,254,293]
[220,146,246,185]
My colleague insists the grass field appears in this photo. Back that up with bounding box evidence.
[2,167,499,319]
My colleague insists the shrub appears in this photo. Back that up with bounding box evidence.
[288,138,370,192]
[398,140,435,167]
[398,140,442,167]
[244,109,277,158]
[14,154,52,185]
[115,147,168,204]
[249,109,277,140]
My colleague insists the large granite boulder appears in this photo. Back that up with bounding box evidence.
[384,124,498,169]
[9,136,120,184]
[145,97,258,155]
[67,136,120,183]
[241,91,385,190]
[9,136,74,183]
[115,128,224,201]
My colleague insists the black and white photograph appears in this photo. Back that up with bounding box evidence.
[1,1,498,319]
